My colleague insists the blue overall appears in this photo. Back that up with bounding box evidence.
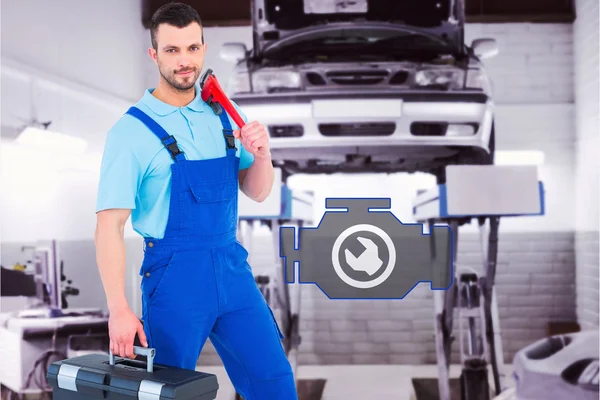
[125,106,298,399]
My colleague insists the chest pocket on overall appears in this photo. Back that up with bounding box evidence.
[179,178,239,235]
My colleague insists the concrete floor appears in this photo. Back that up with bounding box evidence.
[0,364,515,400]
[197,364,516,400]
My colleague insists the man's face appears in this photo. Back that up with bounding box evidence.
[151,22,206,91]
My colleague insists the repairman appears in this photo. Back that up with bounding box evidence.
[94,3,297,398]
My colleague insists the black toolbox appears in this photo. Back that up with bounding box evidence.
[47,346,218,399]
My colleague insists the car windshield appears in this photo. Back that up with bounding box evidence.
[263,29,457,61]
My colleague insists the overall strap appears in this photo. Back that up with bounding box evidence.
[217,109,238,155]
[125,106,186,162]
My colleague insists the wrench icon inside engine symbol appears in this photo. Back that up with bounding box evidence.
[332,224,396,289]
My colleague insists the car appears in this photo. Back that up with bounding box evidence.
[219,0,498,183]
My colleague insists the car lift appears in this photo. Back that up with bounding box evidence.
[412,165,545,400]
[236,168,317,399]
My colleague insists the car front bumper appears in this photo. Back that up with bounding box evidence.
[232,91,495,167]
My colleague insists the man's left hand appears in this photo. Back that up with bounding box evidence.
[234,121,271,159]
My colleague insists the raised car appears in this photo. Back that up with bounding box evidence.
[221,0,498,182]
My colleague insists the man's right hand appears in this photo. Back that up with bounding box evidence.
[96,209,146,359]
[109,305,148,359]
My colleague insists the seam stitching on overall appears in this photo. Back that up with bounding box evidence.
[145,296,155,348]
[215,323,256,399]
[251,372,294,384]
[212,249,222,315]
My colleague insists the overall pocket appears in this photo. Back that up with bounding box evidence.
[189,180,237,203]
[140,251,177,304]
[267,304,285,340]
[179,180,238,234]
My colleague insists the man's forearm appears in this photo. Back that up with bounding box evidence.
[242,156,274,202]
[95,222,129,312]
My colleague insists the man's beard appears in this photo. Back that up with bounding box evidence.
[158,62,200,92]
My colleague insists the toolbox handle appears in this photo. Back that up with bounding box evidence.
[109,346,155,373]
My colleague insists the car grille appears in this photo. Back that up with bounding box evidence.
[326,70,389,85]
[306,72,327,86]
[319,122,396,136]
[305,69,410,87]
[389,71,409,85]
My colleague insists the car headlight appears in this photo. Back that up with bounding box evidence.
[413,69,465,90]
[227,71,251,95]
[252,69,302,93]
[465,69,493,95]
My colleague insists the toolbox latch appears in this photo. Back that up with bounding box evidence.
[57,364,80,392]
[138,380,165,400]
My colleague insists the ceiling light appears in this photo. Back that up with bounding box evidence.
[16,125,88,155]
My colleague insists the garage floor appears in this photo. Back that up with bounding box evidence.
[197,363,516,399]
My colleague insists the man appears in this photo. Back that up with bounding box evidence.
[94,3,297,399]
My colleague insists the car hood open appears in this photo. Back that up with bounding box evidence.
[252,0,465,57]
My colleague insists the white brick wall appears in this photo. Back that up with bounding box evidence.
[573,0,600,330]
[575,232,600,329]
[464,23,574,104]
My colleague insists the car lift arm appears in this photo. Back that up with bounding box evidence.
[414,165,545,400]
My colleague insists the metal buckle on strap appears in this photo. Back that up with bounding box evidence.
[222,129,236,149]
[162,135,182,159]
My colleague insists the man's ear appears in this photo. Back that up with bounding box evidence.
[148,48,158,65]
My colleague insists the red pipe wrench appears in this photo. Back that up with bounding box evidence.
[200,69,246,129]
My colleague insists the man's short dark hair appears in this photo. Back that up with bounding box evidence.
[150,2,203,49]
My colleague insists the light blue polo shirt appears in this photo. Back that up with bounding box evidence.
[96,82,254,239]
